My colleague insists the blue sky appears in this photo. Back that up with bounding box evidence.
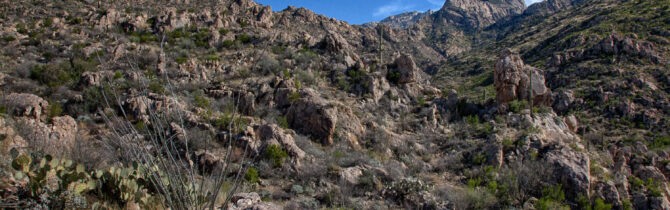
[255,0,545,25]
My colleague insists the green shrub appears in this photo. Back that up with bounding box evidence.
[272,46,285,55]
[149,82,164,94]
[265,145,288,168]
[236,34,251,44]
[508,100,527,113]
[218,28,229,35]
[277,116,289,129]
[288,92,300,103]
[48,102,63,121]
[465,115,479,126]
[244,167,259,184]
[648,136,670,150]
[3,36,16,42]
[176,56,188,64]
[239,20,248,28]
[387,71,401,84]
[502,138,515,149]
[42,18,53,27]
[535,184,568,210]
[193,95,210,109]
[416,95,426,107]
[221,40,235,48]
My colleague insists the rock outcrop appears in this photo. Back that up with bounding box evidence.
[228,192,282,210]
[286,89,338,145]
[20,116,78,152]
[388,53,419,84]
[494,49,552,111]
[255,124,305,159]
[0,93,49,121]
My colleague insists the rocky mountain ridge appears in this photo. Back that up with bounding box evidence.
[0,0,668,209]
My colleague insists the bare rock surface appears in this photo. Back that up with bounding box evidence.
[494,49,552,110]
[0,93,49,121]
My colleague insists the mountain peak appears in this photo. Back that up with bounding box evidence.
[435,0,526,29]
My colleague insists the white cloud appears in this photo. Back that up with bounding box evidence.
[525,0,545,6]
[373,0,415,17]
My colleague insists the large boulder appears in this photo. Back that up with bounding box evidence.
[322,32,350,53]
[286,89,338,145]
[494,49,552,111]
[255,124,305,159]
[545,146,591,200]
[228,192,282,210]
[0,93,49,121]
[388,53,419,84]
[20,116,78,152]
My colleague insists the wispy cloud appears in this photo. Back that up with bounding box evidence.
[373,0,415,17]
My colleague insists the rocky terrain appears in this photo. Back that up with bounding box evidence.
[0,0,668,209]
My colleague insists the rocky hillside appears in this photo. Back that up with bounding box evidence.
[0,0,668,209]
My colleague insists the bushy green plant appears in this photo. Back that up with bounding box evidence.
[236,34,251,44]
[265,144,288,168]
[3,36,16,42]
[508,100,527,113]
[535,184,568,210]
[277,116,289,129]
[288,92,301,103]
[221,40,235,48]
[48,102,63,121]
[148,82,164,94]
[387,71,401,84]
[244,167,259,184]
[194,95,210,109]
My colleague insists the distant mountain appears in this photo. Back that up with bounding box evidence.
[376,10,436,29]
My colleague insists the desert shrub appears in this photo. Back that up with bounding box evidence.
[244,167,259,184]
[42,18,53,27]
[508,100,527,113]
[578,196,613,210]
[194,94,210,109]
[357,170,382,193]
[271,46,285,54]
[648,136,670,150]
[148,82,164,94]
[238,20,248,28]
[176,56,188,64]
[47,102,63,121]
[265,145,288,168]
[221,40,235,48]
[3,35,16,42]
[294,68,317,87]
[258,55,280,74]
[277,116,289,129]
[288,92,300,103]
[236,34,251,44]
[218,28,229,35]
[387,71,401,84]
[535,184,569,210]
